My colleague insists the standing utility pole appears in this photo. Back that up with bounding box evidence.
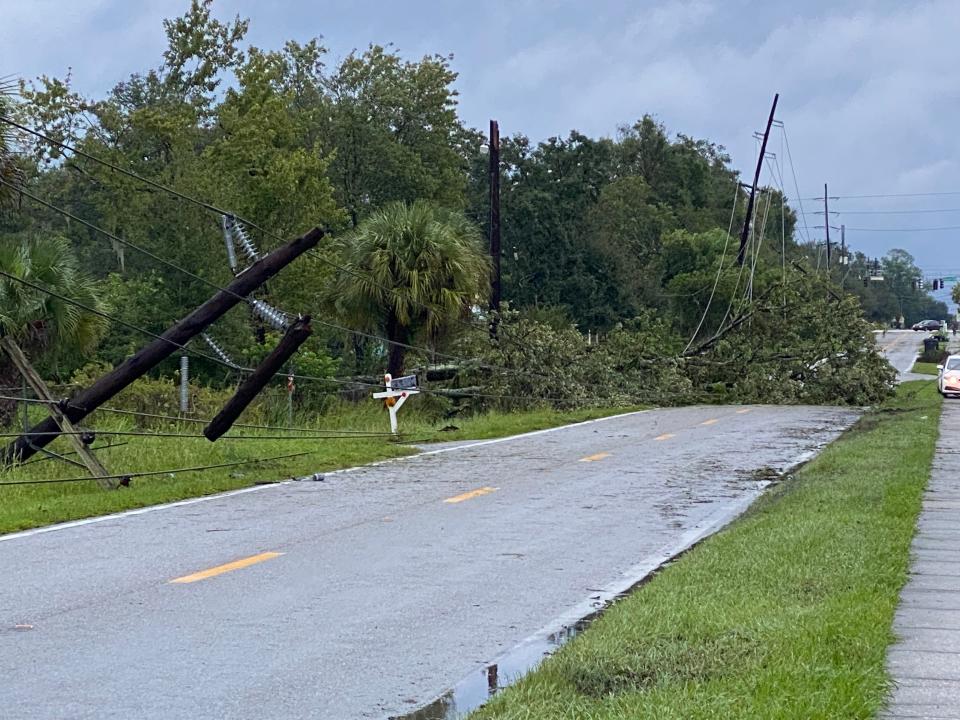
[840,224,846,288]
[824,183,831,269]
[738,93,779,266]
[489,119,501,337]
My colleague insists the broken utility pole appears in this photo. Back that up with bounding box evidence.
[738,93,779,266]
[204,316,312,441]
[489,119,502,337]
[1,228,323,466]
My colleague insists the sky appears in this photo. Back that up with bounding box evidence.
[3,0,960,295]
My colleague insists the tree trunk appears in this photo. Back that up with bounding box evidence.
[385,311,407,378]
[0,359,22,428]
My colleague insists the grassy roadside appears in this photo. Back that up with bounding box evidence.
[0,404,641,535]
[470,382,941,720]
[911,361,939,375]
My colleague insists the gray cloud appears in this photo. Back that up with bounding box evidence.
[3,0,959,275]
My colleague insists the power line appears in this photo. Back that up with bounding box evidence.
[799,190,960,201]
[1,176,556,390]
[0,395,391,435]
[0,428,391,440]
[0,450,319,487]
[682,181,740,353]
[0,115,500,339]
[4,117,633,394]
[799,207,960,216]
[779,123,812,250]
[0,263,548,411]
[0,178,247,306]
[842,225,960,233]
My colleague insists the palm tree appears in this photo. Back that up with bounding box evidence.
[0,76,22,208]
[330,200,490,376]
[0,236,108,425]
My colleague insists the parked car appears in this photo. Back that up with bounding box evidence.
[912,319,942,331]
[938,355,960,397]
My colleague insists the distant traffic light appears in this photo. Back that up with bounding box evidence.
[863,277,869,287]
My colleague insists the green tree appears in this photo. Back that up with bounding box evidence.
[0,236,107,423]
[329,201,490,376]
[0,77,22,208]
[322,44,466,225]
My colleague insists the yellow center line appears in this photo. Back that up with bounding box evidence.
[700,418,719,426]
[654,433,675,441]
[736,408,752,414]
[579,452,611,463]
[170,551,283,584]
[444,486,499,504]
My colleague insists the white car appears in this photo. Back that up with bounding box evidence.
[938,355,960,397]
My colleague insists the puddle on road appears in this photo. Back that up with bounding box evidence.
[388,614,595,720]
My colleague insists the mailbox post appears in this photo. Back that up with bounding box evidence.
[372,373,419,434]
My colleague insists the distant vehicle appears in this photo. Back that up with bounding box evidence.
[912,319,942,331]
[939,355,960,397]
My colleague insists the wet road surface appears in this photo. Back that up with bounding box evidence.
[0,405,859,719]
[877,329,927,381]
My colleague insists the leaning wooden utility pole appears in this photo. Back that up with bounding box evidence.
[1,228,323,465]
[824,183,831,269]
[204,316,312,441]
[1,336,115,488]
[489,119,502,337]
[738,93,779,266]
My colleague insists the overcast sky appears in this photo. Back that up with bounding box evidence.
[3,0,960,290]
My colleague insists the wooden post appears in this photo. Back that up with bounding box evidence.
[1,336,115,487]
[204,317,312,441]
[824,183,831,269]
[489,119,502,337]
[1,227,323,464]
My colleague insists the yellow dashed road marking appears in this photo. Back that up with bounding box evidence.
[654,433,675,441]
[700,418,719,426]
[170,552,283,584]
[736,409,751,414]
[444,486,499,504]
[579,452,611,463]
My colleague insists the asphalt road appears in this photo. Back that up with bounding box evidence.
[876,329,927,380]
[0,405,860,719]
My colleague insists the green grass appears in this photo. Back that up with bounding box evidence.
[470,382,941,720]
[0,403,640,535]
[911,361,940,375]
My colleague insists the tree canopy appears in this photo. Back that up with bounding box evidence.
[0,0,934,411]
